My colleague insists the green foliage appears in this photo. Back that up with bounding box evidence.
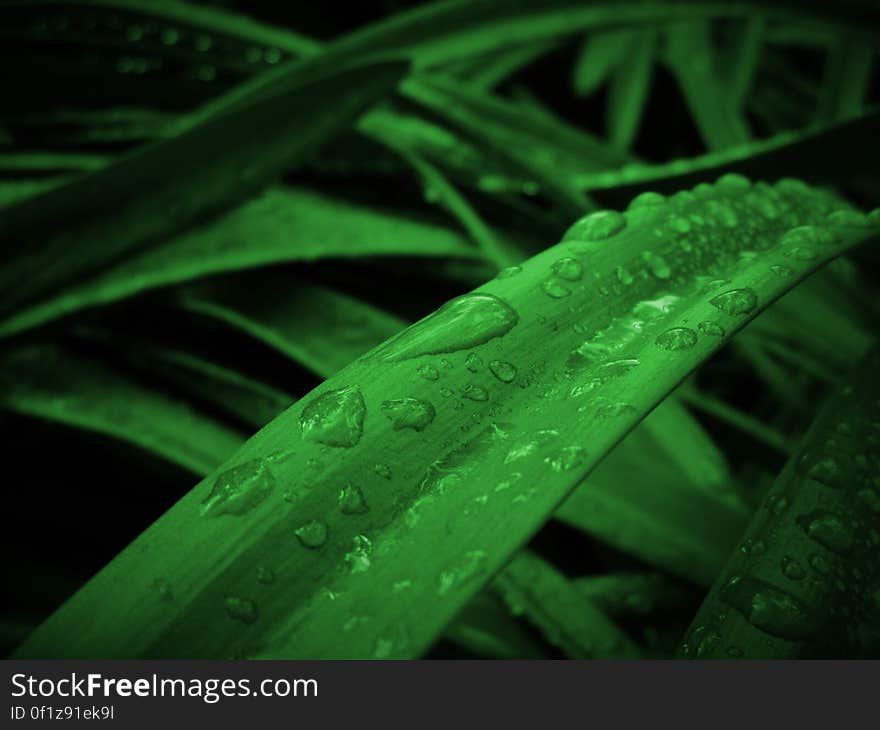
[1,0,878,659]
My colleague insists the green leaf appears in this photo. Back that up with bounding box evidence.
[0,57,407,320]
[606,29,656,150]
[0,187,475,338]
[572,29,638,97]
[493,551,640,658]
[680,347,880,658]
[556,396,747,587]
[14,176,878,659]
[179,276,407,381]
[0,343,244,475]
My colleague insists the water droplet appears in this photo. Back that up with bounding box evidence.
[462,385,489,402]
[785,246,817,261]
[682,623,722,658]
[377,293,519,361]
[809,553,830,575]
[770,264,793,277]
[225,596,258,624]
[668,215,692,234]
[857,488,880,514]
[295,520,328,549]
[496,265,522,279]
[153,578,173,602]
[596,401,637,418]
[563,210,626,241]
[551,257,583,281]
[798,511,854,555]
[655,327,698,351]
[722,575,821,640]
[740,538,767,555]
[710,288,758,316]
[345,534,373,573]
[489,360,517,383]
[542,278,571,298]
[698,321,725,337]
[642,251,671,279]
[826,209,872,228]
[381,397,435,431]
[781,556,805,581]
[545,445,586,472]
[780,225,833,249]
[339,483,369,514]
[374,463,392,480]
[465,352,483,372]
[717,172,751,192]
[300,385,366,448]
[417,363,440,381]
[627,191,665,210]
[505,430,560,463]
[161,27,180,45]
[201,459,275,517]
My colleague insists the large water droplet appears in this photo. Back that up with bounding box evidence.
[551,257,584,281]
[465,352,483,372]
[295,520,328,548]
[826,209,872,228]
[563,210,626,241]
[201,459,275,517]
[489,360,517,383]
[496,265,522,279]
[382,398,436,431]
[377,293,519,361]
[781,556,806,581]
[655,327,698,351]
[300,385,366,447]
[710,288,758,316]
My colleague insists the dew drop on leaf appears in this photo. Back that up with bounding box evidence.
[377,293,519,361]
[201,459,275,518]
[295,520,328,549]
[374,463,392,480]
[642,251,671,279]
[489,360,517,383]
[345,534,373,574]
[339,483,369,514]
[382,398,436,431]
[224,597,258,625]
[496,265,522,279]
[545,445,586,472]
[781,556,806,581]
[542,278,571,298]
[465,352,483,372]
[627,191,665,210]
[826,209,872,228]
[462,385,489,402]
[655,327,698,351]
[563,209,626,241]
[698,321,725,337]
[798,511,854,555]
[300,385,366,448]
[417,363,440,381]
[616,266,634,285]
[551,257,584,281]
[709,288,758,316]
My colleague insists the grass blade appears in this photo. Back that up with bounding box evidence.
[14,176,878,659]
[679,347,880,658]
